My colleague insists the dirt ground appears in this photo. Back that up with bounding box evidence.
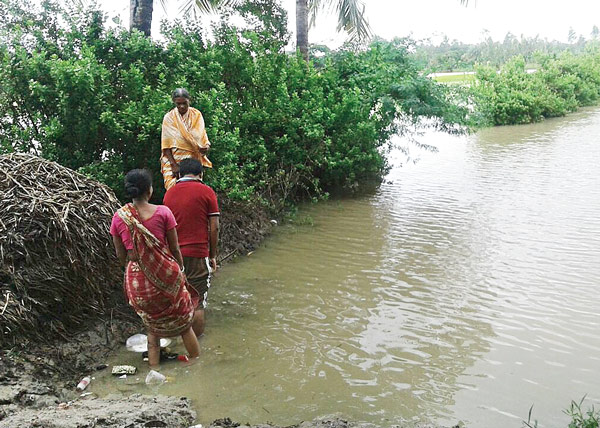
[0,393,196,427]
[0,312,148,426]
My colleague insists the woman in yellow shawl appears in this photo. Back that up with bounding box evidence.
[161,88,212,190]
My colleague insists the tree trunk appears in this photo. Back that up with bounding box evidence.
[296,0,309,61]
[130,0,154,37]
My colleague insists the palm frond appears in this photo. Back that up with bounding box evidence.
[308,0,321,29]
[177,0,240,16]
[332,0,371,41]
[310,0,370,41]
[158,0,169,14]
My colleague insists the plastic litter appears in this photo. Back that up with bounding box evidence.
[145,370,167,385]
[118,374,127,379]
[76,376,91,391]
[270,219,278,225]
[177,355,189,362]
[189,425,204,428]
[126,334,171,352]
[112,365,137,376]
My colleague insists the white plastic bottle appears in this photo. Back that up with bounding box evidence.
[76,376,91,391]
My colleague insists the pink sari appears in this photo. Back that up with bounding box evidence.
[117,204,199,337]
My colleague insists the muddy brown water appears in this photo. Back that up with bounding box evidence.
[92,108,600,427]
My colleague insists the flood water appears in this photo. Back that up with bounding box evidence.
[93,108,600,427]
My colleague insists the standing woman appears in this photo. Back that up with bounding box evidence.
[160,88,212,190]
[110,169,201,367]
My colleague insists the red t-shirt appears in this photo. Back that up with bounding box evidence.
[163,179,220,258]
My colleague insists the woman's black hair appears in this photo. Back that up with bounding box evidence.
[172,88,191,100]
[124,169,153,199]
[178,158,204,177]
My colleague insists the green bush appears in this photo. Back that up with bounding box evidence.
[471,47,600,126]
[0,0,470,208]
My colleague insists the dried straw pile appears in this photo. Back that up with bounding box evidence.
[0,153,122,347]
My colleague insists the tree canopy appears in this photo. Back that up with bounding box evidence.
[0,0,472,206]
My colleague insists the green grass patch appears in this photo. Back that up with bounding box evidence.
[433,73,476,84]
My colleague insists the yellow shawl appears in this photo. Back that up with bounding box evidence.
[161,107,212,168]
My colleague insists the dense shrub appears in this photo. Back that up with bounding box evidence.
[471,47,600,126]
[0,0,469,208]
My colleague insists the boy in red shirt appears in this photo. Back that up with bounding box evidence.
[163,158,219,336]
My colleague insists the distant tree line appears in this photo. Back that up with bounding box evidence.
[414,28,600,72]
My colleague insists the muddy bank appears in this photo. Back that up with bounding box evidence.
[0,394,195,427]
[0,312,142,424]
[217,196,273,262]
[209,418,454,428]
[0,191,276,427]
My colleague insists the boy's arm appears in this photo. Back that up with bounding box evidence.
[208,216,220,271]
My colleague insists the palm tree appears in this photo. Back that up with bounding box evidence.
[129,0,468,61]
[129,0,228,36]
[296,0,470,60]
[296,0,370,60]
[127,0,369,57]
[130,0,154,36]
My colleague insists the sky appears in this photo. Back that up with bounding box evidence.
[98,0,600,46]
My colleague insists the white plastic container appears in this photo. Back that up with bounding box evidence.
[126,334,172,352]
[76,376,91,391]
[145,370,166,385]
